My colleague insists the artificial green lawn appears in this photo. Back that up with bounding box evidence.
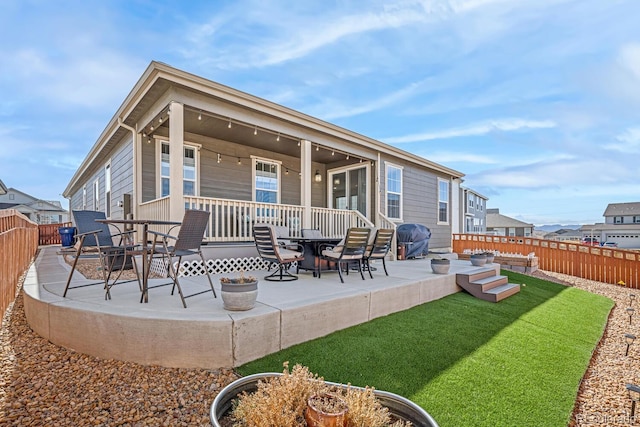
[238,271,613,427]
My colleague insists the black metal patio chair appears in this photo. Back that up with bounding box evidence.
[362,228,395,278]
[62,210,140,300]
[146,209,217,308]
[318,227,370,283]
[253,224,304,281]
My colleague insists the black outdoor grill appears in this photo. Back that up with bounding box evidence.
[397,223,431,259]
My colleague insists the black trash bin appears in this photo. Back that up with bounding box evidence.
[58,226,76,247]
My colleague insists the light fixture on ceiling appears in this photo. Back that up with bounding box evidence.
[314,170,322,182]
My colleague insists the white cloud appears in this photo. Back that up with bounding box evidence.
[385,118,556,143]
[605,127,640,153]
[618,43,640,81]
[420,151,498,164]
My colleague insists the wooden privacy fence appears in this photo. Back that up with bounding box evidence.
[38,222,72,245]
[453,234,640,288]
[0,209,39,321]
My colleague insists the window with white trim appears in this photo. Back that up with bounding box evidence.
[634,216,640,224]
[437,178,449,224]
[614,216,624,224]
[385,163,403,220]
[158,141,199,197]
[93,179,99,211]
[253,158,280,203]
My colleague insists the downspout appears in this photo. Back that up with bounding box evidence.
[117,118,138,221]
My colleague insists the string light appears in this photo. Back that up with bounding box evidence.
[276,133,280,141]
[228,119,232,128]
[237,157,242,165]
[331,150,335,156]
[198,111,202,120]
[217,153,222,164]
[297,141,301,147]
[254,126,258,135]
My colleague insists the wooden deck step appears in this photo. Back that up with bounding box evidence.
[484,283,521,302]
[456,269,520,303]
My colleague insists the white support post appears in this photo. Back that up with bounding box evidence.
[300,139,312,229]
[168,101,185,222]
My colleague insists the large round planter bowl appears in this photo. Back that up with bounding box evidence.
[483,252,495,264]
[430,259,450,274]
[210,373,439,427]
[220,279,258,311]
[469,254,487,267]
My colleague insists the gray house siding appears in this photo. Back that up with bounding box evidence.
[379,155,451,249]
[70,136,133,219]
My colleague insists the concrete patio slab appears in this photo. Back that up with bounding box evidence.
[23,246,498,369]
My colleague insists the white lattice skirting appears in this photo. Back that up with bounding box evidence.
[148,256,295,277]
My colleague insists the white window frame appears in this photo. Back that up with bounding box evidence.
[437,178,449,225]
[614,216,624,224]
[93,179,99,211]
[156,140,200,198]
[82,185,87,209]
[385,162,403,220]
[105,161,111,217]
[251,156,281,204]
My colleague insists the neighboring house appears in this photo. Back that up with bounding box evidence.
[486,208,534,237]
[543,228,582,242]
[0,187,68,224]
[63,61,465,255]
[0,179,7,195]
[580,202,640,249]
[459,186,488,234]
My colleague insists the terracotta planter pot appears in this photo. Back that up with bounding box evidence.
[470,254,487,266]
[430,259,450,274]
[305,393,348,427]
[220,279,258,311]
[209,373,439,427]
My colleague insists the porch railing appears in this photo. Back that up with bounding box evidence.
[137,196,380,242]
[377,212,398,260]
[310,207,374,239]
[0,210,39,321]
[453,233,640,288]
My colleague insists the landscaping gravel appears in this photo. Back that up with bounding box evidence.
[0,267,637,426]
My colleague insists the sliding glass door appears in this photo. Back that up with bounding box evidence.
[328,165,370,218]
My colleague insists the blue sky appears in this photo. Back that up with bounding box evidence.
[1,0,639,225]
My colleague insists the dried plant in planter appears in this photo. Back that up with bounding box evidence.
[220,270,258,284]
[230,362,412,427]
